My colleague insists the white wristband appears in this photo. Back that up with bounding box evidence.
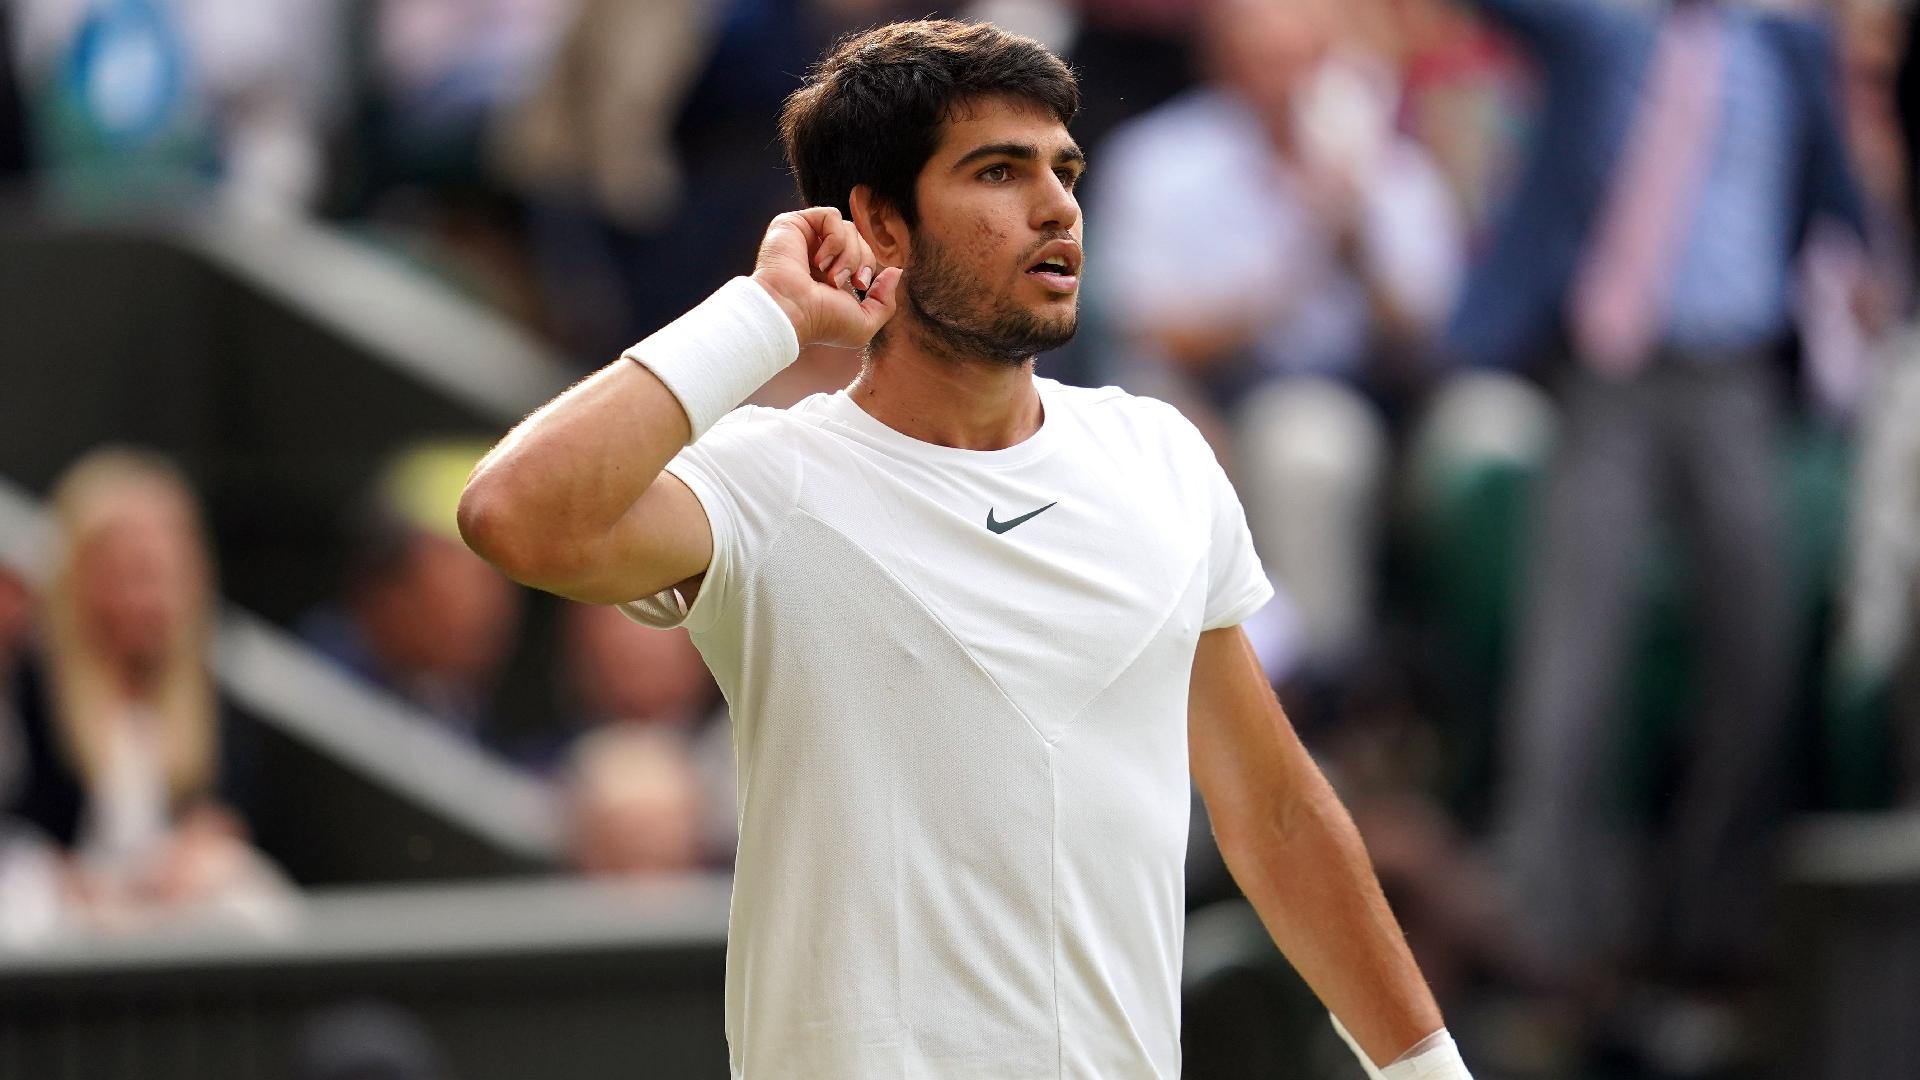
[1332,1015,1473,1080]
[622,276,800,439]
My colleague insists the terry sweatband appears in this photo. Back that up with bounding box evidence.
[622,276,800,440]
[1333,1015,1473,1080]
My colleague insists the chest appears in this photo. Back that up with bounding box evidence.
[777,442,1212,736]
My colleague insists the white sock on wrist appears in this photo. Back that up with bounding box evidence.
[623,276,800,440]
[1332,1015,1473,1080]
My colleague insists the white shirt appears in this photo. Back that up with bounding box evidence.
[624,377,1272,1079]
[1093,86,1463,381]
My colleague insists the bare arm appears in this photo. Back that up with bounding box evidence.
[1188,625,1445,1068]
[457,207,901,604]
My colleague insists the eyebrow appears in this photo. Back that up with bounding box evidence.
[951,141,1087,172]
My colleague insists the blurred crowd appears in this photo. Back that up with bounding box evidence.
[1,0,1919,1076]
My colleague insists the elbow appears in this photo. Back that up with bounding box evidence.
[457,474,545,583]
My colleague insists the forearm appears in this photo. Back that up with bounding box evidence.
[460,276,799,586]
[1213,761,1443,1067]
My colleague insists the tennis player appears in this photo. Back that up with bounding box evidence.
[460,18,1469,1080]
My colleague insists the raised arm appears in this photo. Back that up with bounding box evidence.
[1188,625,1467,1077]
[457,207,901,604]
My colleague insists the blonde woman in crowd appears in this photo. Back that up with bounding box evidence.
[10,448,294,937]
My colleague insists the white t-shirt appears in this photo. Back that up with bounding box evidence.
[623,376,1272,1079]
[1094,87,1462,381]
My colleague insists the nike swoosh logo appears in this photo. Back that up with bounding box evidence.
[986,502,1057,534]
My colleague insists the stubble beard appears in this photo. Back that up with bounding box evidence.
[896,233,1079,368]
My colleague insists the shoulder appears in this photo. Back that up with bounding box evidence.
[671,403,822,512]
[682,401,829,460]
[704,402,808,437]
[1040,380,1211,457]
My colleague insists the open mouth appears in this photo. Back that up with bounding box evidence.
[1025,247,1080,292]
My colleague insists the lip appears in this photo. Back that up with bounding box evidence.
[1023,239,1082,294]
[1026,270,1079,294]
[1024,238,1082,277]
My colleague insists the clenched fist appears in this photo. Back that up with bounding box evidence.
[750,207,904,349]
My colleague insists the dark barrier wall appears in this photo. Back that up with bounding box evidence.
[1780,814,1920,1079]
[0,878,731,1080]
[0,217,567,624]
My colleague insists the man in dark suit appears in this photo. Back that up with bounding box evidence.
[1448,0,1870,1020]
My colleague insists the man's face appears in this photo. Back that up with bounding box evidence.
[899,96,1086,366]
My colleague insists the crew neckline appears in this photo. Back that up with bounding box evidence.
[819,378,1060,470]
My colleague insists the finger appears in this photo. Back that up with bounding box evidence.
[858,266,904,330]
[823,220,868,290]
[850,234,877,292]
[761,209,829,269]
[784,205,840,245]
[813,228,847,278]
[790,207,843,272]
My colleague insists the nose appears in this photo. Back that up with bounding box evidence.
[1032,171,1079,235]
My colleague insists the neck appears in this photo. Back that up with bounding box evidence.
[848,318,1044,451]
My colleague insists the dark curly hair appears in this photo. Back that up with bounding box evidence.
[778,19,1080,228]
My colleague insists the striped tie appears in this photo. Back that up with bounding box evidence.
[1568,4,1726,377]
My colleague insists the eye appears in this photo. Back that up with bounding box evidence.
[1056,168,1082,190]
[979,164,1012,183]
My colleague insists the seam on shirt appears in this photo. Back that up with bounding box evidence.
[1058,554,1207,736]
[787,506,1051,745]
[1050,748,1063,1080]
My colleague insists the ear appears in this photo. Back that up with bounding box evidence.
[850,184,909,267]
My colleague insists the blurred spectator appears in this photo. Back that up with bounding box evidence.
[1796,0,1913,418]
[557,604,733,873]
[1833,330,1920,804]
[1370,0,1527,237]
[1900,1,1920,284]
[10,448,294,936]
[511,0,840,363]
[562,604,717,733]
[339,0,568,202]
[565,724,705,877]
[0,558,35,807]
[1446,0,1874,1054]
[0,545,69,949]
[9,0,342,216]
[368,0,568,157]
[482,0,720,356]
[1092,0,1466,675]
[1052,0,1203,155]
[301,441,524,750]
[294,1000,452,1080]
[490,0,712,236]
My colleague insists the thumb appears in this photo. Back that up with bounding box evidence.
[858,266,905,332]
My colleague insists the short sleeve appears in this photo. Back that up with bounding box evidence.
[1201,449,1274,632]
[617,406,797,634]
